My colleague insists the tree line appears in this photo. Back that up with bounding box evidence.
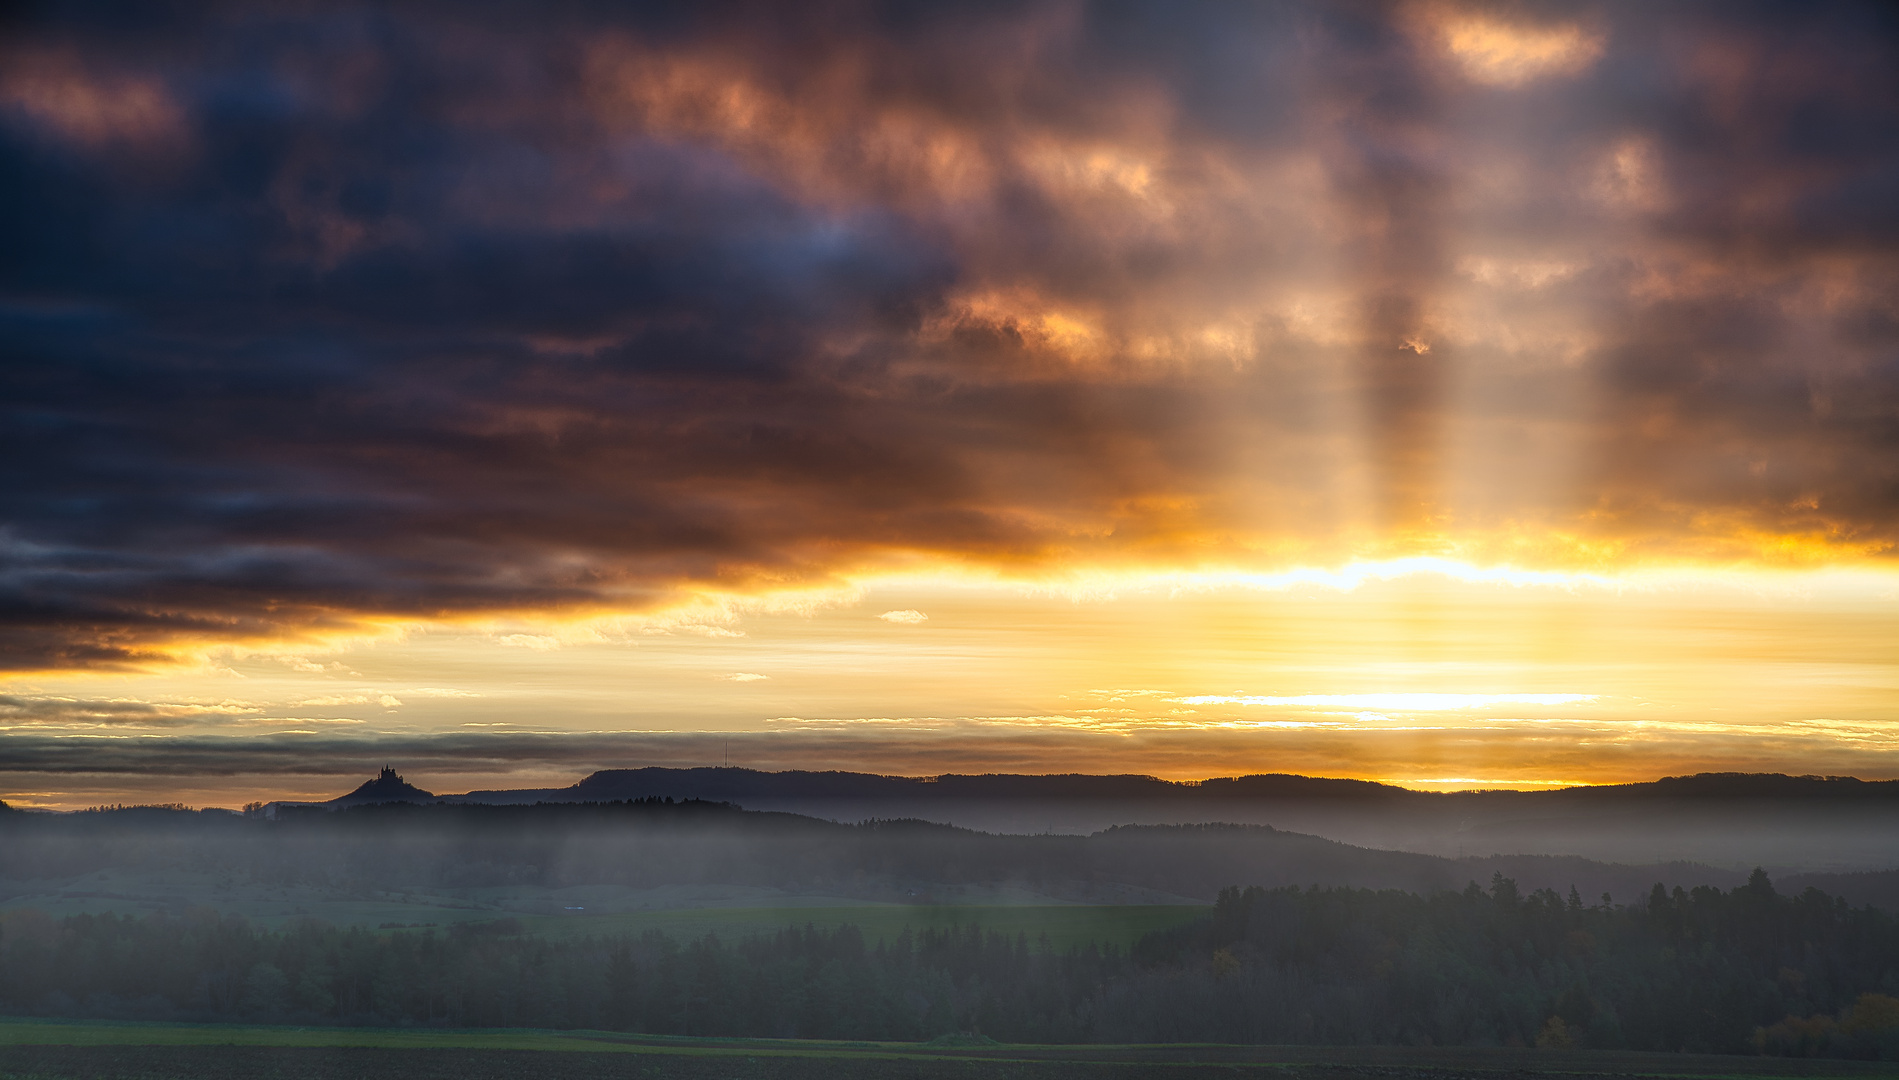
[1121,870,1899,1056]
[1,871,1895,1057]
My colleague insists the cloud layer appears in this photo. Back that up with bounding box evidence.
[3,0,1898,671]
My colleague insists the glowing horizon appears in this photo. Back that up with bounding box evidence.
[4,560,1897,809]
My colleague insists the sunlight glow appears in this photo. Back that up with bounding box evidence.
[1175,694,1597,710]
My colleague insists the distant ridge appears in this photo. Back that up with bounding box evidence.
[449,767,1899,806]
[328,766,434,807]
[435,768,1899,871]
[453,768,1429,805]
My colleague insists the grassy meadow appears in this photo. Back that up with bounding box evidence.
[503,903,1204,948]
[0,1018,1894,1079]
[0,867,1205,951]
[0,865,1207,951]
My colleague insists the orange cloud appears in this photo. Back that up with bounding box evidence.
[1,49,186,150]
[1428,9,1605,87]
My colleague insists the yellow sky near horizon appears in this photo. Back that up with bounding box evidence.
[6,562,1897,809]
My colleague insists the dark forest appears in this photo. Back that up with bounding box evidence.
[4,872,1897,1058]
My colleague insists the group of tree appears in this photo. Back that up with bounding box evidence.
[1,870,1896,1057]
[1121,871,1899,1056]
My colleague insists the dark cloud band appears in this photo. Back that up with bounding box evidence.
[3,0,1898,670]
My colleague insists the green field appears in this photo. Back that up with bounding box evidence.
[506,903,1204,948]
[0,873,1207,950]
[0,1018,1892,1079]
[0,870,1205,950]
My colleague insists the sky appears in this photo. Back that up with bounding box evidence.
[3,0,1898,808]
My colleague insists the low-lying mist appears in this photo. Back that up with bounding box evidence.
[5,799,1894,919]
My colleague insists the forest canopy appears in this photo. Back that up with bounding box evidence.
[2,872,1896,1057]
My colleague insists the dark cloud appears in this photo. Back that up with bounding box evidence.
[0,693,199,726]
[2,0,1898,670]
[0,727,1166,779]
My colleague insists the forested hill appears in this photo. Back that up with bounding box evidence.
[0,799,1784,906]
[439,769,1899,871]
[327,768,434,807]
[453,768,1899,807]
